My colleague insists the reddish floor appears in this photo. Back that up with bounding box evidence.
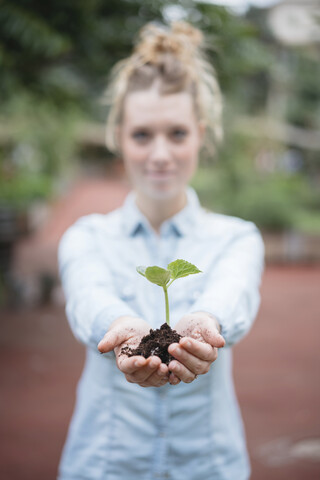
[0,265,319,480]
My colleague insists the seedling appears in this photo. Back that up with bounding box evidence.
[137,259,201,326]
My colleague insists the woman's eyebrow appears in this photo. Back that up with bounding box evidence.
[129,125,151,131]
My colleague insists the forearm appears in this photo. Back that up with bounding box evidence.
[59,220,140,350]
[191,284,261,345]
[188,225,264,346]
[65,291,139,348]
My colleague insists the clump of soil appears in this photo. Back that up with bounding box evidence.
[121,323,182,365]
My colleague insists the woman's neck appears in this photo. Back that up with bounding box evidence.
[135,191,187,234]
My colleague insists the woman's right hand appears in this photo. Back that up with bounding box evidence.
[98,316,169,388]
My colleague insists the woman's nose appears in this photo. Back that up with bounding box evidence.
[149,136,171,165]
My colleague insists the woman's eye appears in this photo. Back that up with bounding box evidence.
[171,129,188,141]
[132,131,150,142]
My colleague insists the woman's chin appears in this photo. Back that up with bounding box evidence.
[144,186,182,201]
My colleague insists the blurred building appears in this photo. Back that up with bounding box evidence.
[268,0,320,46]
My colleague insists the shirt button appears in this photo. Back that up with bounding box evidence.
[159,431,165,438]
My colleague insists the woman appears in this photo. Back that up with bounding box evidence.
[58,22,264,480]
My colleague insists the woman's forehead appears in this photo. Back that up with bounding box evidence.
[122,90,196,127]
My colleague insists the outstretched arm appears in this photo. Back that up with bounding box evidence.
[58,218,139,350]
[189,223,264,346]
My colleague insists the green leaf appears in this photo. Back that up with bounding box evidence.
[167,259,202,281]
[136,266,146,277]
[144,266,171,287]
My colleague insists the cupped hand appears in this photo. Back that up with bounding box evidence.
[98,316,169,388]
[167,312,225,385]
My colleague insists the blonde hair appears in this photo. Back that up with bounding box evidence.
[105,21,223,156]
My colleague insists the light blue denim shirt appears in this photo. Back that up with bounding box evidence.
[57,188,264,480]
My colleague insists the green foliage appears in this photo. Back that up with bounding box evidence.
[192,132,320,233]
[167,259,202,281]
[137,259,201,324]
[193,3,273,94]
[0,93,83,208]
[0,174,53,210]
[0,0,274,109]
[1,0,319,233]
[285,52,320,130]
[0,0,170,107]
[138,266,171,287]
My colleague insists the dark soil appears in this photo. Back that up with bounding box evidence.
[121,323,182,365]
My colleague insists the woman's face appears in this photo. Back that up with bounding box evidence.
[119,88,204,205]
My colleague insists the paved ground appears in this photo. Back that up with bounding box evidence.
[0,265,319,480]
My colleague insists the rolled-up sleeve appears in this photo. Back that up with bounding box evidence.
[58,218,139,349]
[189,223,264,346]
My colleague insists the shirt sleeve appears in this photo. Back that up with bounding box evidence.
[188,222,265,346]
[58,217,140,350]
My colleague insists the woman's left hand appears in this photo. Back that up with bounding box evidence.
[168,312,225,385]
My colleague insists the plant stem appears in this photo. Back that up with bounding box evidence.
[163,286,170,325]
[166,279,174,288]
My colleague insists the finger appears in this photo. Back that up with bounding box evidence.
[140,363,169,387]
[124,356,162,383]
[133,356,162,382]
[168,359,196,384]
[202,328,225,348]
[179,337,217,362]
[98,329,128,353]
[139,376,169,388]
[168,343,212,375]
[168,372,181,386]
[117,355,147,374]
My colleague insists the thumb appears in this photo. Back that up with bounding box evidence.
[203,328,225,349]
[98,328,127,353]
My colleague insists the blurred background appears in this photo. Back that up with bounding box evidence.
[0,0,319,479]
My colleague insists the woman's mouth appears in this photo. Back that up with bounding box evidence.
[146,170,175,181]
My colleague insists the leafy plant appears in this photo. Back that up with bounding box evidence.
[0,94,83,210]
[137,259,201,326]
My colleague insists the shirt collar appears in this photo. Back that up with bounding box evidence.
[121,187,201,237]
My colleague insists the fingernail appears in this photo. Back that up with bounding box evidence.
[170,378,179,385]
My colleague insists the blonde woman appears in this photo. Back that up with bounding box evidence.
[58,22,264,480]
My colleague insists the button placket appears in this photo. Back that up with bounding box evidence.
[152,388,169,478]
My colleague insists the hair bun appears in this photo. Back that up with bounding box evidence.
[171,21,204,48]
[135,21,203,65]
